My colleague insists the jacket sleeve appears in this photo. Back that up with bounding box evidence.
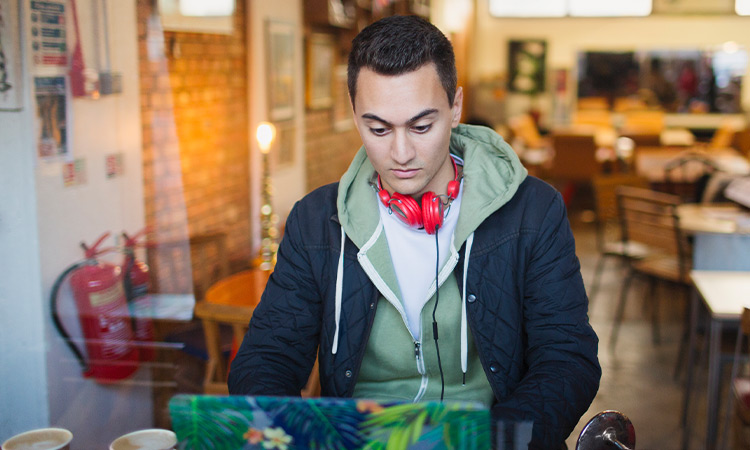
[492,192,601,449]
[227,202,321,396]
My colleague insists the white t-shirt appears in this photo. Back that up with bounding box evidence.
[378,181,463,340]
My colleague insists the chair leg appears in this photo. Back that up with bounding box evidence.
[610,268,635,351]
[674,285,692,381]
[648,277,660,345]
[588,253,609,308]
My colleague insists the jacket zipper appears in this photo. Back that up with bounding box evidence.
[413,341,428,402]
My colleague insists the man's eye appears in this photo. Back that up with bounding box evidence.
[412,124,431,133]
[370,128,389,136]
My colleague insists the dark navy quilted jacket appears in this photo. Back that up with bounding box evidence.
[229,175,601,449]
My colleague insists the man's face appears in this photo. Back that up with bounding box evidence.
[353,64,462,199]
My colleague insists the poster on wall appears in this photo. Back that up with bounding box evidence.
[35,76,68,159]
[29,0,68,71]
[265,20,295,121]
[0,0,23,110]
[508,39,547,95]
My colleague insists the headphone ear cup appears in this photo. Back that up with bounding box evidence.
[390,192,424,228]
[377,188,391,207]
[446,180,460,199]
[421,192,443,235]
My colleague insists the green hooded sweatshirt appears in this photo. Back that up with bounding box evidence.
[336,124,527,405]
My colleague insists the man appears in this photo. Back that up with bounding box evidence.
[229,15,600,449]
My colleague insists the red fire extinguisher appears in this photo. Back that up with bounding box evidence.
[122,229,155,362]
[51,233,140,383]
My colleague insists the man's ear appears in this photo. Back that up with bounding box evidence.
[451,87,463,127]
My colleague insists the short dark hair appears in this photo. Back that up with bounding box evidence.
[347,15,457,110]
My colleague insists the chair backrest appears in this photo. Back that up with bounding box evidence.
[710,121,740,149]
[615,186,688,267]
[577,97,609,110]
[592,174,650,249]
[663,153,720,203]
[622,110,666,133]
[550,133,600,182]
[572,109,613,129]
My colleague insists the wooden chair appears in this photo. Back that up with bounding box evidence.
[572,109,613,130]
[588,174,651,306]
[197,269,321,397]
[622,110,666,133]
[709,120,740,150]
[609,186,692,351]
[577,97,609,111]
[662,152,720,204]
[548,133,600,207]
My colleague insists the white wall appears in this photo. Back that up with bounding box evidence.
[248,0,306,243]
[0,0,49,434]
[472,3,750,120]
[0,0,149,447]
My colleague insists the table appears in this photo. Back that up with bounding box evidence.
[194,269,271,393]
[636,146,750,183]
[677,203,750,235]
[683,271,750,450]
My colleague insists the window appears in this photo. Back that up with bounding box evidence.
[489,0,652,17]
[488,0,566,17]
[569,0,651,17]
[737,0,750,14]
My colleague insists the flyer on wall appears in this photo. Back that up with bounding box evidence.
[29,0,68,70]
[35,76,69,159]
[0,0,23,110]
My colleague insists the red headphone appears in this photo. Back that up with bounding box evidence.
[377,157,461,235]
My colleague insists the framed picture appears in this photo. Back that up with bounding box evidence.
[306,33,335,110]
[266,20,296,121]
[508,39,547,95]
[333,64,354,131]
[0,0,22,110]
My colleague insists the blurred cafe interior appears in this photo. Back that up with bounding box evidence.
[3,0,750,448]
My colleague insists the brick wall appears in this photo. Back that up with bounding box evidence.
[137,0,251,293]
[304,109,361,191]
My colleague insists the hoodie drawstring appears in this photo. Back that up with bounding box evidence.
[461,232,474,384]
[332,225,346,355]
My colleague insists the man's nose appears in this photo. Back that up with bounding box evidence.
[390,130,415,165]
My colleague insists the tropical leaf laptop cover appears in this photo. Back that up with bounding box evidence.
[168,394,493,450]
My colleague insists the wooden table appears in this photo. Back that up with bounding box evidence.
[683,271,750,450]
[194,269,271,393]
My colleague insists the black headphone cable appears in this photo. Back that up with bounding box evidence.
[432,226,445,401]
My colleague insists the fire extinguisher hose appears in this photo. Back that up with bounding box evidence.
[50,261,91,373]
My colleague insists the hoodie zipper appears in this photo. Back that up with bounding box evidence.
[413,341,428,402]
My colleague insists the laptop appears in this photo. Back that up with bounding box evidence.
[169,394,507,449]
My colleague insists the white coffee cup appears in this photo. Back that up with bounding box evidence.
[109,429,177,450]
[1,428,73,450]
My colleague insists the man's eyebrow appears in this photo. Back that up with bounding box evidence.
[360,109,439,127]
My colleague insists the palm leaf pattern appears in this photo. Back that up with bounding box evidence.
[360,402,490,450]
[257,397,368,449]
[169,395,490,450]
[169,395,257,450]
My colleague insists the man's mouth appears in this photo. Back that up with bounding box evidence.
[391,168,420,179]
